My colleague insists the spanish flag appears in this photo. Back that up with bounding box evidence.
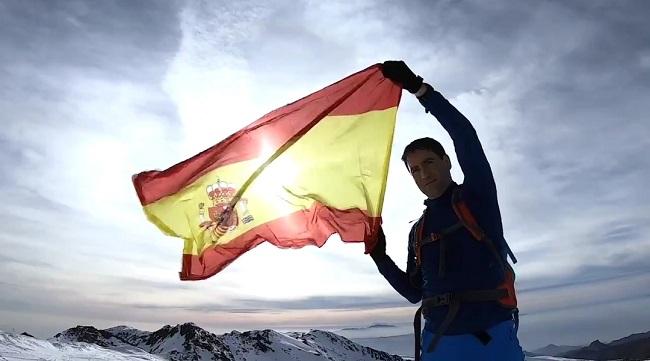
[133,64,401,280]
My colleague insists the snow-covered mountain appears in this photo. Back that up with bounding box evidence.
[134,323,233,360]
[0,323,404,361]
[52,325,146,353]
[0,329,164,360]
[7,323,649,361]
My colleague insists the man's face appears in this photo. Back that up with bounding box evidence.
[405,149,452,199]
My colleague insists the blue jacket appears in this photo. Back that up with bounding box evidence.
[374,85,514,334]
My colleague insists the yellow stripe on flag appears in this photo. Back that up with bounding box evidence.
[143,107,397,256]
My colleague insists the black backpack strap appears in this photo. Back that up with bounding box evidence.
[505,243,518,264]
[430,221,464,278]
[408,216,424,289]
[414,305,423,361]
[412,211,426,266]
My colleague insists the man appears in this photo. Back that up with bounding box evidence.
[371,60,525,361]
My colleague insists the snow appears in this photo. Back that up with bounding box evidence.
[104,325,151,345]
[275,332,320,354]
[0,330,165,360]
[1,325,590,361]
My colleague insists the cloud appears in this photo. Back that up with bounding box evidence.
[395,1,650,290]
[191,294,409,312]
[0,0,649,349]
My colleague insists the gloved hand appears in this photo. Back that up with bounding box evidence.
[370,226,387,260]
[381,60,423,93]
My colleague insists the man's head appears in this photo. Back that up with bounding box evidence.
[401,138,452,199]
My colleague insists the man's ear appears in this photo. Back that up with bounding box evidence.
[442,154,452,170]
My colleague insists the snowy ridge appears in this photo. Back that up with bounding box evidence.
[51,325,144,353]
[296,329,402,361]
[0,324,404,361]
[0,330,164,360]
[105,325,151,345]
[140,322,233,360]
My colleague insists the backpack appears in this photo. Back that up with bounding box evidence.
[411,185,518,361]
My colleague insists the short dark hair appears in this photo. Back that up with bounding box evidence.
[401,137,446,170]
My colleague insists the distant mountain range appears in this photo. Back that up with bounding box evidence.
[530,343,584,357]
[529,330,650,360]
[340,323,397,331]
[352,329,650,361]
[352,333,413,358]
[2,323,649,361]
[0,322,405,361]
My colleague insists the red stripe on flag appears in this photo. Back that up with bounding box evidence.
[179,202,381,280]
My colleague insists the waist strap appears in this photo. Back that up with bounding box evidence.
[413,289,508,361]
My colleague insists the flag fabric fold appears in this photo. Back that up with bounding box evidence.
[132,64,401,280]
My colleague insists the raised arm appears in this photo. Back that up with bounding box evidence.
[417,86,497,197]
[382,60,497,199]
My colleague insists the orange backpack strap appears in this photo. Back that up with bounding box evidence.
[451,187,519,264]
[450,187,486,241]
[414,207,464,278]
[499,263,518,308]
[407,215,425,289]
[451,188,505,267]
[450,186,518,309]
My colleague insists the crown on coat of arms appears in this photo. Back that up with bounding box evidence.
[207,180,236,204]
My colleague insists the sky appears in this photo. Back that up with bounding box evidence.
[1,0,649,351]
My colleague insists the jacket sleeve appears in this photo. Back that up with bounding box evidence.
[372,231,422,304]
[417,85,497,199]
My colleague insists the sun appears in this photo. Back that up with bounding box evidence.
[251,138,301,209]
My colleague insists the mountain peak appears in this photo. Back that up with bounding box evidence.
[561,333,650,361]
[589,339,607,348]
[53,326,107,342]
[531,343,583,357]
[51,325,137,351]
[236,329,280,353]
[341,323,396,331]
[143,322,233,360]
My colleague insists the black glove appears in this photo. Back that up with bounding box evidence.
[370,226,387,260]
[381,60,423,93]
